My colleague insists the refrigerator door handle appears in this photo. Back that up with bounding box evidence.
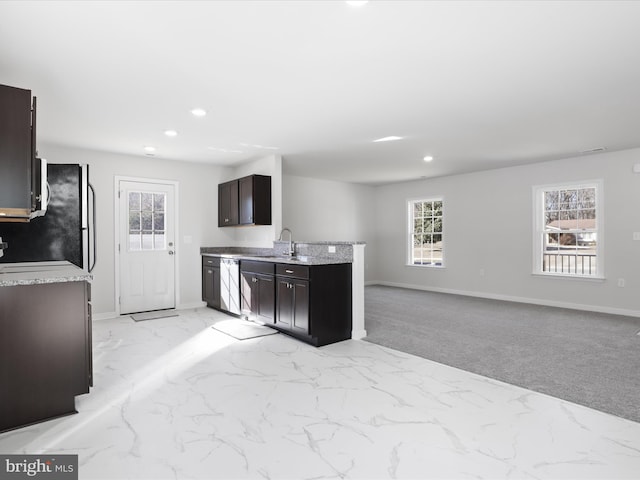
[88,182,97,273]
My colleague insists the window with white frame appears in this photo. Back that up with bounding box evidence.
[533,181,602,277]
[408,198,444,266]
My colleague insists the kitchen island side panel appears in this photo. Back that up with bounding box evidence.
[0,281,89,432]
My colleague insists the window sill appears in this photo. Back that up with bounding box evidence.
[531,272,605,282]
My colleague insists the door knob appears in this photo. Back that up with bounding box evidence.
[168,250,175,255]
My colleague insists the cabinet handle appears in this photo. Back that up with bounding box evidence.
[207,270,212,274]
[285,269,294,274]
[207,260,213,264]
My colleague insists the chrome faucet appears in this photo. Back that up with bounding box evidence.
[278,227,294,256]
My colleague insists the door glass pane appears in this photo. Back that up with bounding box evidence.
[142,232,153,250]
[141,193,153,210]
[129,192,141,210]
[129,234,141,251]
[154,193,165,212]
[129,211,141,230]
[154,212,165,230]
[128,190,167,251]
[154,233,166,250]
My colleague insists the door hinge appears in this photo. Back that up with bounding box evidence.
[118,296,121,305]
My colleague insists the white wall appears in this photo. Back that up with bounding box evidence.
[282,174,377,281]
[39,143,230,316]
[227,154,282,248]
[38,141,640,318]
[374,148,640,316]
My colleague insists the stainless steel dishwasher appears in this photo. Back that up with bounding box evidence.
[220,257,241,315]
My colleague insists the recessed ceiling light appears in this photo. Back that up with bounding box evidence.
[346,1,369,6]
[164,130,178,137]
[373,136,403,143]
[143,146,156,152]
[207,146,244,154]
[423,155,434,162]
[191,108,207,117]
[239,142,279,150]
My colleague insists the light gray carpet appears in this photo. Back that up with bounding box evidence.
[212,319,279,340]
[364,285,640,423]
[131,310,179,322]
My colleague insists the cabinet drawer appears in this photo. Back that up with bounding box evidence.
[276,263,309,279]
[241,260,274,275]
[202,256,220,268]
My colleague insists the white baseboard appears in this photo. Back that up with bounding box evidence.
[177,301,207,310]
[351,329,367,340]
[92,302,208,322]
[369,281,640,318]
[92,311,118,321]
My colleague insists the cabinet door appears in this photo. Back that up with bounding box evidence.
[256,274,275,324]
[239,175,271,226]
[276,278,294,329]
[0,85,31,212]
[240,271,258,319]
[218,180,238,227]
[203,266,221,308]
[241,272,275,323]
[291,279,309,334]
[239,175,254,225]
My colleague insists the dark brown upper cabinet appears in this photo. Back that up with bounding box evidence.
[218,174,271,227]
[239,174,271,225]
[218,179,239,227]
[0,84,38,222]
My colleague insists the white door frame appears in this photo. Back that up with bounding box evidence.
[114,175,180,316]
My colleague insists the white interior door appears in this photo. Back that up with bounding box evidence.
[118,180,176,314]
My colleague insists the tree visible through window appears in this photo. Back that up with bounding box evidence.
[128,191,166,251]
[409,199,443,266]
[535,182,601,277]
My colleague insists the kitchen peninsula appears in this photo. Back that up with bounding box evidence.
[0,261,92,432]
[201,241,366,346]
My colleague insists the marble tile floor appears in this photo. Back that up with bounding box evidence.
[1,307,639,480]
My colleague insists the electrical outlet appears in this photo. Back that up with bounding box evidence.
[479,268,485,277]
[633,232,640,241]
[617,278,626,288]
[328,245,336,253]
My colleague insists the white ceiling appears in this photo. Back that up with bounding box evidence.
[2,1,640,185]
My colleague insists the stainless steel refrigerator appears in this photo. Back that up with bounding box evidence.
[0,163,96,271]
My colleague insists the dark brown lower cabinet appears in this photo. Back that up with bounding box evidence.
[276,276,309,334]
[202,256,221,309]
[274,263,351,347]
[241,261,275,324]
[225,258,351,347]
[0,280,92,433]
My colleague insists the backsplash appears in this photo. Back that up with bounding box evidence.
[273,241,360,262]
[201,241,364,263]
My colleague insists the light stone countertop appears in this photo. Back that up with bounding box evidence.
[0,261,92,287]
[201,242,359,265]
[201,252,350,265]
